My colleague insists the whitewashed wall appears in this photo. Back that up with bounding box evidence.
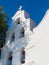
[1,8,35,65]
[25,9,49,65]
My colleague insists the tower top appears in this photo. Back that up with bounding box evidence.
[19,6,23,10]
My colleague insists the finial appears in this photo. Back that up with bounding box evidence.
[19,6,23,10]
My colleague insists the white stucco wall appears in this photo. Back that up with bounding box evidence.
[25,9,49,65]
[2,8,49,65]
[1,8,35,65]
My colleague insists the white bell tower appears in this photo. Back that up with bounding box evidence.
[11,6,35,65]
[12,6,35,40]
[2,6,36,65]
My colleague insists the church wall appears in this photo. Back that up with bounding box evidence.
[25,11,49,65]
[1,7,36,65]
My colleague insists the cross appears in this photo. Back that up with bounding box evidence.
[19,6,23,10]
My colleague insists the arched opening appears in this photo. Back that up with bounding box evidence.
[16,18,20,24]
[11,33,15,42]
[8,51,12,65]
[20,28,24,38]
[10,33,15,43]
[20,47,25,64]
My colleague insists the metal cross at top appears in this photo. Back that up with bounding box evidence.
[19,6,23,10]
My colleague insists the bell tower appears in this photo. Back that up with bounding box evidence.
[1,6,36,65]
[12,6,35,40]
[11,6,35,65]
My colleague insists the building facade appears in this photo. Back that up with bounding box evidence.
[1,6,49,65]
[1,6,35,65]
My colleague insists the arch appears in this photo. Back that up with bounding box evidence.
[16,18,20,24]
[7,51,13,65]
[11,33,15,42]
[20,27,25,37]
[8,51,12,60]
[20,47,25,64]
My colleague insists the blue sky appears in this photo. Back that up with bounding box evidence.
[0,0,49,26]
